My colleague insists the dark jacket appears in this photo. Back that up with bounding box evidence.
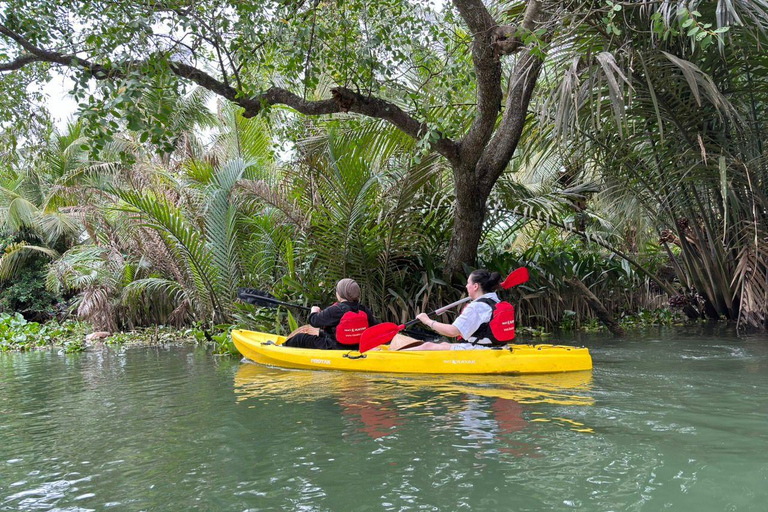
[309,301,378,343]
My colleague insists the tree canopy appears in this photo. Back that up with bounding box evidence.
[1,0,553,273]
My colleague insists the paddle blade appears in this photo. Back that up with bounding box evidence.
[237,288,278,308]
[501,267,529,289]
[359,322,405,353]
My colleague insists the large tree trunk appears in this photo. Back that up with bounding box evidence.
[445,174,487,275]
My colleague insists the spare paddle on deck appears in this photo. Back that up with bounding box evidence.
[359,267,530,353]
[237,288,312,312]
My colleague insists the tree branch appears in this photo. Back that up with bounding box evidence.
[477,50,544,190]
[452,0,502,168]
[253,87,460,164]
[0,22,461,164]
[493,0,541,56]
[0,53,43,72]
[167,61,251,105]
[1,23,122,79]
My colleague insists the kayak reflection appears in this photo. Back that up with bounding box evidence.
[234,363,593,442]
[234,362,593,405]
[338,394,403,440]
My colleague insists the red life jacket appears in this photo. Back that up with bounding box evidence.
[472,298,516,345]
[335,304,369,345]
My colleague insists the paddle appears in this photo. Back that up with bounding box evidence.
[359,267,530,353]
[501,266,529,289]
[237,288,312,312]
[359,297,472,353]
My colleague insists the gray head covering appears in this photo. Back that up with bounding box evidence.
[336,278,361,302]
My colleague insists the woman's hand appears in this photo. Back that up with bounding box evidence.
[311,306,321,314]
[416,313,431,325]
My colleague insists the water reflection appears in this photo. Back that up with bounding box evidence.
[233,363,593,404]
[233,363,595,444]
[338,395,403,440]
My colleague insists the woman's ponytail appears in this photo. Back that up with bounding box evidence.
[469,269,502,293]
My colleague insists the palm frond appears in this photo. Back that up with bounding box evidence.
[0,243,58,282]
[112,188,221,317]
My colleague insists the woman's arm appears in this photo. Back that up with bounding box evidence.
[309,305,344,327]
[415,313,461,338]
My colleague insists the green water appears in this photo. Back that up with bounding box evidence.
[1,329,767,511]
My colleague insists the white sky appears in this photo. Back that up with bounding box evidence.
[40,73,79,129]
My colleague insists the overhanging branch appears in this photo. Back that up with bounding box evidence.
[248,87,459,164]
[1,22,461,164]
[0,53,43,72]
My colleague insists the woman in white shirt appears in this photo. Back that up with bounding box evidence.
[408,269,503,351]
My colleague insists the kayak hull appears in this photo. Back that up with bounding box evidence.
[231,329,592,374]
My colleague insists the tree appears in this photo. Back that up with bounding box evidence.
[534,1,768,328]
[0,0,548,275]
[0,121,89,281]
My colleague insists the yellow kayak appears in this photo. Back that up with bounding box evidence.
[231,329,593,374]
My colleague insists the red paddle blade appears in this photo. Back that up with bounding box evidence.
[359,322,405,353]
[502,267,529,289]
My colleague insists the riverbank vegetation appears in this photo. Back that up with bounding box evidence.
[0,0,766,349]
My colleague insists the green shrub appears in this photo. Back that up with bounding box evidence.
[0,236,63,322]
[0,269,61,321]
[481,229,674,331]
[0,313,88,352]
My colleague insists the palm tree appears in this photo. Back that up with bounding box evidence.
[0,121,88,281]
[530,0,768,328]
[235,119,457,321]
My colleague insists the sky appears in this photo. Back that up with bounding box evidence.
[40,73,79,129]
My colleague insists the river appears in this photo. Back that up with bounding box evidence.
[1,328,767,511]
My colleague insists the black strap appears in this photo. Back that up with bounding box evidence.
[471,298,501,346]
[476,297,499,310]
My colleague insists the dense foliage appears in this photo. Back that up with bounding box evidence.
[534,0,768,328]
[0,0,766,338]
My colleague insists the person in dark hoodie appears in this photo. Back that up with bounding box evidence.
[283,278,377,350]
